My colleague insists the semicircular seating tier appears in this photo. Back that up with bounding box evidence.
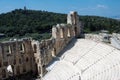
[42,39,120,80]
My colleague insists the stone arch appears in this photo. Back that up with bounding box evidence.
[7,65,14,76]
[4,45,12,56]
[26,57,29,62]
[19,43,25,52]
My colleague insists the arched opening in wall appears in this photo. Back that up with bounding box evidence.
[19,43,25,53]
[33,44,37,53]
[2,69,6,78]
[51,48,56,57]
[19,58,22,64]
[60,28,64,38]
[74,27,77,36]
[4,45,12,56]
[67,28,71,37]
[26,57,29,62]
[7,65,14,77]
[16,66,20,75]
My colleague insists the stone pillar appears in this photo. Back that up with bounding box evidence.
[52,26,58,39]
[52,24,60,39]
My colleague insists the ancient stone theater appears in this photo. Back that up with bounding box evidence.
[1,11,120,80]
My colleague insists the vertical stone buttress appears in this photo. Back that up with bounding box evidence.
[67,11,82,37]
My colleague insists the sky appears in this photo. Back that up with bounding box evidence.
[0,0,120,18]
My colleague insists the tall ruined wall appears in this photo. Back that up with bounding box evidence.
[0,11,83,79]
[32,23,75,77]
[0,38,36,79]
[32,11,83,78]
[32,39,54,77]
[52,24,75,55]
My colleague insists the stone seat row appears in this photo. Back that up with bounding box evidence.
[82,49,120,80]
[43,61,80,80]
[75,42,115,71]
[43,39,120,80]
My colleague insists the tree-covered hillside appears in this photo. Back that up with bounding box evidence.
[80,16,120,33]
[0,9,66,40]
[0,9,120,40]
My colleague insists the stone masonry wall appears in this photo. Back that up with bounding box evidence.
[32,11,83,78]
[0,11,82,79]
[0,38,36,79]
